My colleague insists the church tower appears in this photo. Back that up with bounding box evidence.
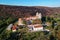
[36,12,39,17]
[38,13,42,19]
[36,12,42,19]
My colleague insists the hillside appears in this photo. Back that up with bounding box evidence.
[0,5,60,40]
[0,4,60,20]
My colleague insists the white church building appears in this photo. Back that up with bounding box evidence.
[36,12,42,19]
[24,12,42,20]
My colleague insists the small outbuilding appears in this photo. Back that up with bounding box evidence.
[7,24,13,30]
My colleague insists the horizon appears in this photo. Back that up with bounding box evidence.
[0,4,60,8]
[0,0,60,7]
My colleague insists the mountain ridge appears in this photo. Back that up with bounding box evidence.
[0,4,60,19]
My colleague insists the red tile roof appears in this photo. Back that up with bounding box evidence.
[12,25,16,30]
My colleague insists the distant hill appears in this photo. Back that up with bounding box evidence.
[0,4,60,19]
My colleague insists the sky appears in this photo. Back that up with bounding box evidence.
[0,0,60,7]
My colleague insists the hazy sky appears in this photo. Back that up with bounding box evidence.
[0,0,60,7]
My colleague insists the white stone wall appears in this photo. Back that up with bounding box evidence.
[28,25,43,31]
[33,27,43,31]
